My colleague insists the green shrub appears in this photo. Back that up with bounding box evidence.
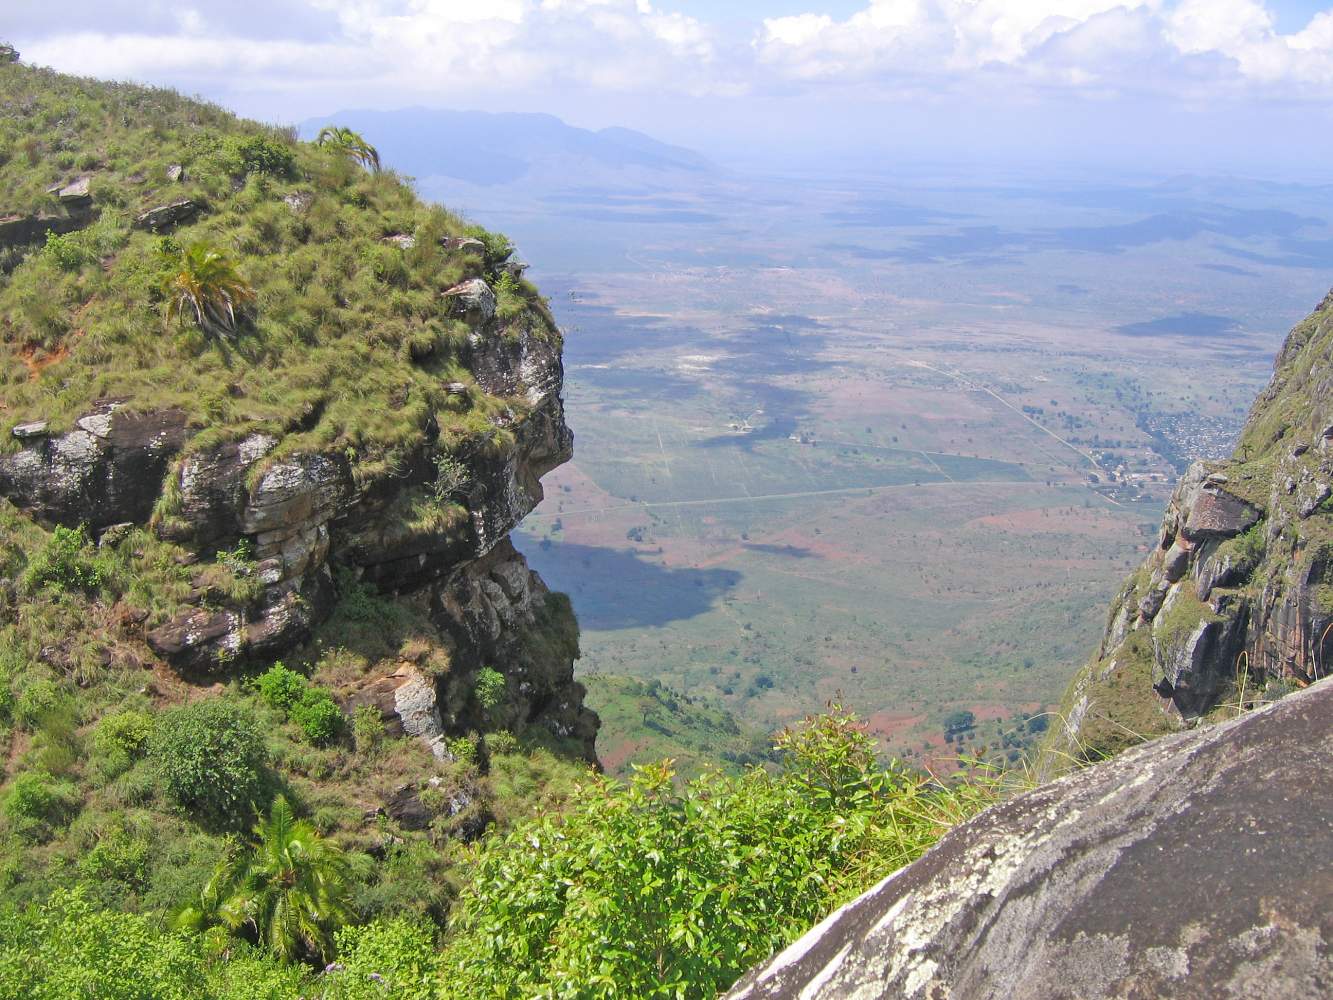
[324,918,439,1000]
[290,687,343,746]
[150,699,268,827]
[20,525,103,594]
[3,770,77,839]
[440,709,997,999]
[91,710,154,781]
[256,662,307,712]
[474,667,506,713]
[445,734,478,764]
[0,888,208,1000]
[14,678,65,730]
[486,729,519,756]
[352,704,385,756]
[41,230,91,271]
[78,828,152,889]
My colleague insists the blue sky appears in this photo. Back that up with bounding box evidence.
[9,2,1333,175]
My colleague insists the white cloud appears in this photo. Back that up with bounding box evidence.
[755,0,1333,96]
[12,0,1333,112]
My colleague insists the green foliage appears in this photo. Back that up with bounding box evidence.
[151,698,268,827]
[20,525,103,594]
[473,666,506,713]
[441,709,995,998]
[324,919,438,999]
[161,242,257,337]
[0,888,209,1000]
[91,709,154,781]
[14,678,67,730]
[290,687,344,746]
[431,452,470,504]
[228,134,296,177]
[176,795,362,963]
[942,709,976,735]
[352,704,385,756]
[486,729,519,756]
[3,770,78,840]
[463,225,514,264]
[316,126,382,173]
[444,734,478,764]
[257,662,307,713]
[78,827,152,889]
[42,230,92,270]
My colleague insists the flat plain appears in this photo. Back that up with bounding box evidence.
[422,164,1333,767]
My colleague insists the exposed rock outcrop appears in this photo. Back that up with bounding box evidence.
[0,258,594,756]
[726,677,1333,1000]
[1048,290,1333,764]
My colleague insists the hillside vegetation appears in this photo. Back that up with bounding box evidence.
[0,59,550,482]
[0,53,1004,998]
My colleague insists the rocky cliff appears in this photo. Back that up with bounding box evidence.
[0,59,596,760]
[1046,291,1333,766]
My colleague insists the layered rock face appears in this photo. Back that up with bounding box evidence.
[1048,290,1333,764]
[0,284,596,758]
[726,677,1333,1000]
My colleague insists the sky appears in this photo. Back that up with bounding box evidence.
[7,1,1333,175]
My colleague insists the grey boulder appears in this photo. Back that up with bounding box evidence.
[726,677,1333,1000]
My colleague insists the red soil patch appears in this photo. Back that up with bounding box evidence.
[17,342,70,380]
[598,737,650,775]
[867,710,926,741]
[966,508,1123,535]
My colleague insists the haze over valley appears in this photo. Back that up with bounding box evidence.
[324,108,1333,764]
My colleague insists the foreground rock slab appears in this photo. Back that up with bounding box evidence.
[725,678,1333,1000]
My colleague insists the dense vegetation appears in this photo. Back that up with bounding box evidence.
[0,709,995,998]
[0,53,1005,998]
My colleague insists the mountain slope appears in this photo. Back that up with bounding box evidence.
[0,53,597,925]
[1046,289,1333,766]
[297,108,712,186]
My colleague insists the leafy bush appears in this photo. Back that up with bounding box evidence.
[256,662,307,713]
[474,667,506,713]
[290,687,344,746]
[42,230,92,271]
[440,709,996,999]
[486,729,519,756]
[0,888,209,1000]
[352,704,384,756]
[151,699,268,826]
[78,828,152,889]
[91,710,154,781]
[14,678,66,730]
[3,770,77,840]
[324,919,438,1000]
[20,525,103,594]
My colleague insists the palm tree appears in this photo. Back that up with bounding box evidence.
[176,796,362,963]
[162,242,256,338]
[316,126,381,173]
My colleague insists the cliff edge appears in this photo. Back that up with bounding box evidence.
[1046,290,1333,766]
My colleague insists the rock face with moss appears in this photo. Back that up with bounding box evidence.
[1047,291,1333,765]
[0,59,595,758]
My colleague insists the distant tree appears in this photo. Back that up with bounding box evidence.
[161,243,256,338]
[316,126,381,173]
[0,43,18,64]
[176,796,362,963]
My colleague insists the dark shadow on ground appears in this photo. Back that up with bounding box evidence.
[512,533,741,630]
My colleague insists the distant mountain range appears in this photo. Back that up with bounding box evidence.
[298,108,713,186]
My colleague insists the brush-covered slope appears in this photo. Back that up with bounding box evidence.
[0,54,597,914]
[1046,290,1333,766]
